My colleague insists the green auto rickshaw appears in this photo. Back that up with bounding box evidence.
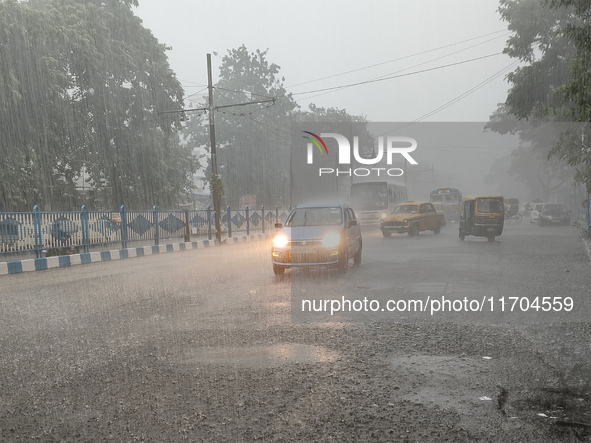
[459,195,504,242]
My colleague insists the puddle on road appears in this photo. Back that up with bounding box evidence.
[390,354,496,416]
[179,343,339,368]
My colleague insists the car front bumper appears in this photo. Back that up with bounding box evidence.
[380,226,410,235]
[380,222,410,234]
[271,246,341,267]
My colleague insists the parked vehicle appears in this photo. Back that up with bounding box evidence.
[530,202,547,224]
[459,195,504,242]
[523,199,542,217]
[537,203,571,226]
[379,201,445,237]
[271,203,362,275]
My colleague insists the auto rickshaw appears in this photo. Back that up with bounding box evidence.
[459,195,504,242]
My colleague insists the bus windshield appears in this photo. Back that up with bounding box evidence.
[350,183,388,211]
[430,188,461,205]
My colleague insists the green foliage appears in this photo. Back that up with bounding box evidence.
[0,0,197,210]
[291,104,373,157]
[292,103,368,123]
[183,46,373,208]
[183,46,297,208]
[494,0,591,194]
[207,173,224,201]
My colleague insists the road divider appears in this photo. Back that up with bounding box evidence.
[0,233,272,276]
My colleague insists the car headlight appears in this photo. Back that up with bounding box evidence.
[380,212,387,219]
[321,232,341,248]
[272,234,288,248]
[403,218,408,224]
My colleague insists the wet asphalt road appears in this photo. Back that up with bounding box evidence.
[1,221,590,441]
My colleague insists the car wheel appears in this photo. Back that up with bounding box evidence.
[353,241,362,265]
[273,264,285,275]
[433,223,441,235]
[538,218,542,227]
[409,223,419,237]
[382,230,391,238]
[459,230,465,241]
[337,247,349,273]
[487,235,495,242]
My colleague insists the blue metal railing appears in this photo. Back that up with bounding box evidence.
[0,205,290,257]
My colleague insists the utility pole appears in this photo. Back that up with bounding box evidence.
[207,53,222,242]
[205,53,275,242]
[159,53,275,242]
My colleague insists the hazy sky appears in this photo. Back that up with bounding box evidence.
[134,0,514,123]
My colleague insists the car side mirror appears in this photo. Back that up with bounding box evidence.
[274,223,282,229]
[347,220,358,228]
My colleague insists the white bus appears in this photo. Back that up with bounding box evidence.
[349,179,408,223]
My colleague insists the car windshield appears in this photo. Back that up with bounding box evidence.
[286,207,343,227]
[393,205,418,214]
[477,198,503,213]
[543,204,567,214]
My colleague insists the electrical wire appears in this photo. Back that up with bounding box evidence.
[295,34,508,103]
[178,30,509,104]
[285,29,509,89]
[391,59,521,130]
[215,58,521,148]
[370,34,509,82]
[289,53,504,97]
[214,86,278,101]
[179,35,519,140]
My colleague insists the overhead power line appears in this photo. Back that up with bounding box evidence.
[392,59,521,130]
[290,52,504,97]
[295,34,509,103]
[176,30,510,103]
[286,29,509,89]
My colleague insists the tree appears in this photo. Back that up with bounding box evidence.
[289,104,374,206]
[0,0,65,209]
[496,0,591,194]
[486,105,575,199]
[183,46,380,208]
[183,45,297,208]
[0,0,197,210]
[290,104,374,170]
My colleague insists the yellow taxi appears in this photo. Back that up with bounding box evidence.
[380,201,445,237]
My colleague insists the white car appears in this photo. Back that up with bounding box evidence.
[530,203,548,224]
[271,203,363,275]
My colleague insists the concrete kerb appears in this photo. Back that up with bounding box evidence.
[0,233,273,276]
